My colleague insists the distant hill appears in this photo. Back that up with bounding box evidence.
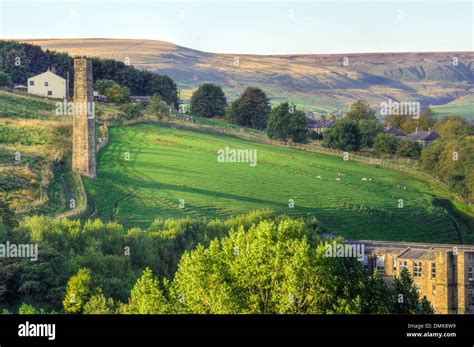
[20,38,474,116]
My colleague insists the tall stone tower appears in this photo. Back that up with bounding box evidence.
[72,58,97,178]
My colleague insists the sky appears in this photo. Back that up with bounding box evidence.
[0,0,472,54]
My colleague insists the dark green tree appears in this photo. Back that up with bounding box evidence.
[190,83,227,118]
[226,87,271,130]
[0,71,12,87]
[267,102,309,143]
[359,119,384,148]
[322,119,361,151]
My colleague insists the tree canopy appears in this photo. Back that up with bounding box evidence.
[226,87,271,130]
[322,118,361,151]
[267,102,309,143]
[190,83,227,118]
[434,115,473,137]
[346,100,376,121]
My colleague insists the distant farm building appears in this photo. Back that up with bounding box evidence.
[12,84,28,92]
[93,91,109,103]
[27,69,67,99]
[384,125,407,138]
[406,127,440,147]
[131,96,150,103]
[306,116,336,134]
[385,125,440,147]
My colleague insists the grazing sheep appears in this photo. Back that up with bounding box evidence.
[361,177,367,181]
[368,178,372,182]
[316,176,322,179]
[336,177,341,181]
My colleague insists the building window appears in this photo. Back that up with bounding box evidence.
[432,284,436,295]
[376,256,385,273]
[393,256,397,271]
[362,255,368,267]
[468,288,474,297]
[413,261,422,277]
[47,91,52,96]
[29,80,34,86]
[469,266,474,281]
[431,262,436,279]
[400,260,408,271]
[44,81,49,87]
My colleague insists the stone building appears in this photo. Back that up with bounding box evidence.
[354,240,474,314]
[306,116,336,134]
[405,127,441,147]
[72,58,97,178]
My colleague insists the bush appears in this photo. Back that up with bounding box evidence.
[119,103,143,120]
[148,94,167,118]
[0,71,12,87]
[373,133,398,156]
[105,85,131,104]
[94,79,117,95]
[396,138,422,158]
[346,100,376,121]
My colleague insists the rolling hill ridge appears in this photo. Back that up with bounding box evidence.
[19,38,474,115]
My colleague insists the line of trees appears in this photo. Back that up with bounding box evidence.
[189,83,309,143]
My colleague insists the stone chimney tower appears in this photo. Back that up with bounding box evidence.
[72,58,97,178]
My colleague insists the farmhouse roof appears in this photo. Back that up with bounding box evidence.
[351,240,474,260]
[306,117,336,129]
[385,127,407,137]
[406,128,440,141]
[28,70,65,81]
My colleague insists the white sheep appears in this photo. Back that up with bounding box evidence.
[361,177,367,181]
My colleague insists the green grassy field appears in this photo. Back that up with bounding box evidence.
[85,123,474,243]
[431,102,473,120]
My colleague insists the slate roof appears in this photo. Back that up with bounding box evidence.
[385,127,407,137]
[350,240,474,260]
[306,117,336,129]
[406,129,440,141]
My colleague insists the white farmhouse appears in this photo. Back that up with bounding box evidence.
[27,70,67,99]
